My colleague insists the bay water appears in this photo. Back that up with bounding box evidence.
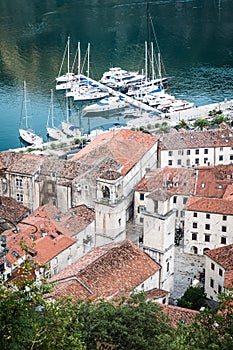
[0,0,232,151]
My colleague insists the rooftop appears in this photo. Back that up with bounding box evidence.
[72,129,158,176]
[50,239,161,300]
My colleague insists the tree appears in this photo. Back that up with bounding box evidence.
[172,290,233,350]
[177,286,207,310]
[175,119,189,130]
[193,118,210,130]
[0,260,84,350]
[76,292,175,350]
[212,114,229,126]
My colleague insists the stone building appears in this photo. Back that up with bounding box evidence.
[158,124,233,168]
[204,244,233,301]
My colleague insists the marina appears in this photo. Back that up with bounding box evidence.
[0,1,233,151]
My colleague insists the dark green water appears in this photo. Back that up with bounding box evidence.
[0,0,232,150]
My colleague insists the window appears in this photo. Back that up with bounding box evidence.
[193,212,197,217]
[206,213,210,219]
[205,224,210,230]
[204,158,208,164]
[195,158,199,165]
[219,155,223,161]
[180,210,185,217]
[167,262,170,272]
[219,269,223,276]
[139,217,144,223]
[168,160,173,166]
[205,234,210,242]
[16,193,23,202]
[178,150,183,155]
[211,263,215,270]
[140,193,144,201]
[183,197,187,204]
[102,185,110,198]
[177,159,181,165]
[193,222,197,229]
[173,196,177,204]
[220,147,223,151]
[230,155,233,161]
[218,285,222,294]
[210,278,214,288]
[186,159,190,166]
[154,200,158,212]
[222,226,227,232]
[138,206,146,213]
[16,178,23,188]
[223,215,227,221]
[195,149,199,155]
[168,151,173,157]
[192,246,198,254]
[187,150,190,155]
[221,236,226,244]
[204,149,208,154]
[192,233,197,240]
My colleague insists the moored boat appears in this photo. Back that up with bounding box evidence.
[82,95,128,115]
[19,81,43,146]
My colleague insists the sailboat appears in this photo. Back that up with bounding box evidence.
[19,81,43,146]
[61,94,81,137]
[56,35,79,91]
[46,89,66,141]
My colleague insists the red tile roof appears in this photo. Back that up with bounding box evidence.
[195,165,233,198]
[0,196,30,227]
[205,244,233,289]
[205,244,233,270]
[186,196,233,215]
[134,167,196,195]
[159,126,233,151]
[160,304,199,327]
[50,240,161,301]
[71,129,158,176]
[4,205,82,265]
[33,204,95,237]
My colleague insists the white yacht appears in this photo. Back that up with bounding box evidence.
[82,95,128,114]
[100,67,145,89]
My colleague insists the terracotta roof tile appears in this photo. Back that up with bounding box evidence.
[159,126,233,151]
[161,304,199,327]
[195,165,233,198]
[204,244,233,270]
[50,240,161,300]
[135,167,196,195]
[186,197,233,215]
[0,196,30,227]
[72,129,158,176]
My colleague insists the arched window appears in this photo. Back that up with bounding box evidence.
[203,247,210,253]
[102,185,110,198]
[191,246,198,254]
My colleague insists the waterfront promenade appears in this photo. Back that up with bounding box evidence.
[126,99,233,129]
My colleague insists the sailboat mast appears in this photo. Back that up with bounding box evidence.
[145,41,148,81]
[146,0,151,78]
[24,81,28,129]
[51,89,54,128]
[67,35,70,74]
[87,42,90,78]
[151,42,155,81]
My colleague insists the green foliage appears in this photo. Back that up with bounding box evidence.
[76,292,175,350]
[193,118,210,130]
[212,114,229,125]
[175,119,189,130]
[0,268,84,350]
[177,286,207,310]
